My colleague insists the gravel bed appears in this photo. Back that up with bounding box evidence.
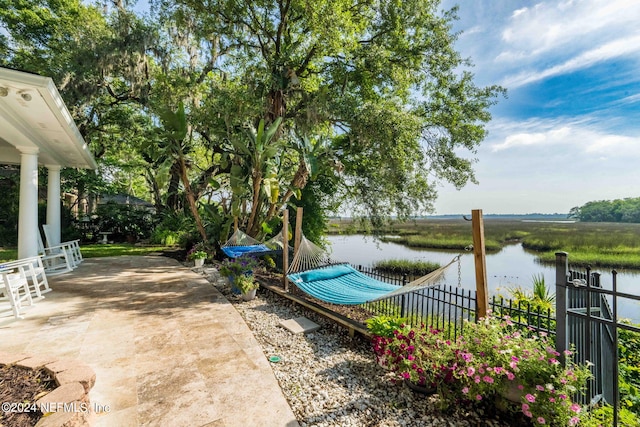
[197,266,516,427]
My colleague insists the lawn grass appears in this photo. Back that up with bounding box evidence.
[329,218,640,269]
[0,244,174,262]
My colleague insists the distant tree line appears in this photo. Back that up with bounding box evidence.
[569,197,640,223]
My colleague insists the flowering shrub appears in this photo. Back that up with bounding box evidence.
[219,255,259,277]
[370,314,591,425]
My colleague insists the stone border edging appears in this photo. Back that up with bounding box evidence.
[0,351,96,427]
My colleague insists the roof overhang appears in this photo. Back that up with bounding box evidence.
[0,67,97,169]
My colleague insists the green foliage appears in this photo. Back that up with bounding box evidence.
[365,315,409,338]
[571,197,640,223]
[150,211,195,246]
[1,0,504,243]
[95,202,156,242]
[619,323,640,417]
[580,404,640,427]
[0,172,19,246]
[234,273,258,294]
[373,259,441,276]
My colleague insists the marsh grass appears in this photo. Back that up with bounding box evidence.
[329,218,640,269]
[373,259,440,276]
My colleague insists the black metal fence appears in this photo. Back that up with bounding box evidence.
[357,265,555,341]
[555,252,640,426]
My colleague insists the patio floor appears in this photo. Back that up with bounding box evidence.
[0,255,299,427]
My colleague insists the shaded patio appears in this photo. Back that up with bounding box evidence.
[0,255,298,427]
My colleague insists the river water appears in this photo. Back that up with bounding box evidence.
[327,234,640,322]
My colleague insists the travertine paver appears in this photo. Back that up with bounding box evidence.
[0,256,299,427]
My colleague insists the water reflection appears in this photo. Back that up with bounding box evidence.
[327,234,640,322]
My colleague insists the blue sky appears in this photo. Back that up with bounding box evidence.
[434,0,640,214]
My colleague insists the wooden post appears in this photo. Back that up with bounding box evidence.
[233,217,238,232]
[282,209,289,291]
[471,209,489,318]
[294,207,303,255]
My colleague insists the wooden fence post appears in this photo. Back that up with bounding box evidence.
[233,217,238,233]
[282,209,289,291]
[471,209,489,318]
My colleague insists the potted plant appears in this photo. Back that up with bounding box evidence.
[234,273,259,301]
[187,242,208,267]
[219,256,259,294]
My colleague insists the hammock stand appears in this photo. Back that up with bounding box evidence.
[286,235,461,305]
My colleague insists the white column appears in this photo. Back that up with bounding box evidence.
[17,147,39,258]
[46,165,62,246]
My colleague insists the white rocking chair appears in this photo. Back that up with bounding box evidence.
[0,256,52,298]
[37,231,75,275]
[42,224,83,267]
[0,262,34,319]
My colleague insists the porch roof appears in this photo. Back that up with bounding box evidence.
[0,67,97,169]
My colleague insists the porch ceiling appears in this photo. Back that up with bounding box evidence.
[0,67,97,169]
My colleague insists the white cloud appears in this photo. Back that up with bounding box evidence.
[498,0,640,60]
[502,33,640,88]
[489,118,640,158]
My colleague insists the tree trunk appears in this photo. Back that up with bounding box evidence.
[178,155,208,242]
[166,161,182,211]
[246,170,263,237]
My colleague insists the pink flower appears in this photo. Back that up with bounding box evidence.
[510,361,518,370]
[476,394,482,401]
[549,397,556,403]
[474,375,481,384]
[548,358,559,365]
[462,387,469,394]
[524,410,533,418]
[467,367,475,376]
[569,416,580,426]
[506,372,515,381]
[522,403,530,411]
[517,384,524,390]
[483,376,494,384]
[570,403,581,413]
[525,394,536,403]
[537,417,546,424]
[536,385,545,391]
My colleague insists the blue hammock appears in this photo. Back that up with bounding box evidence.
[287,264,400,305]
[221,244,273,258]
